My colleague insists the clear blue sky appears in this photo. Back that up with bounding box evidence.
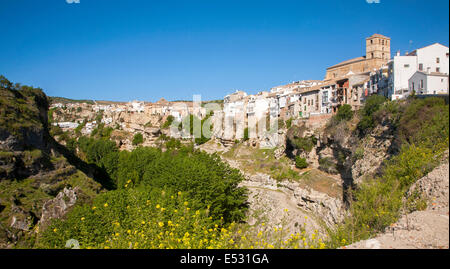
[1,0,448,102]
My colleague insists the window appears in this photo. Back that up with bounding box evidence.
[370,40,373,44]
[412,82,415,91]
[382,40,384,45]
[404,64,410,68]
[437,57,440,63]
[371,53,374,59]
[419,63,423,71]
[420,80,424,89]
[436,67,440,73]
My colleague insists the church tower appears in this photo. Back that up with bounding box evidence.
[366,34,391,61]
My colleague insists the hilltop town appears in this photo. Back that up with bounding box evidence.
[49,34,449,149]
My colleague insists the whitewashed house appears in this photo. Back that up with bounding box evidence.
[387,52,418,100]
[409,71,449,95]
[387,43,449,100]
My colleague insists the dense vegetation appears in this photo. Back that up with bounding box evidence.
[38,186,324,249]
[38,137,250,248]
[357,95,387,134]
[328,96,449,247]
[0,75,48,138]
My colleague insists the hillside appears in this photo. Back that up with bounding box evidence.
[346,154,449,249]
[0,76,104,248]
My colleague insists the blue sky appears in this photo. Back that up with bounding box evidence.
[0,0,448,102]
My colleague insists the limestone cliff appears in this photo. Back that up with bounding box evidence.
[0,79,103,248]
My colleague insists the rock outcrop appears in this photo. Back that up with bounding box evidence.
[39,187,80,229]
[241,173,345,227]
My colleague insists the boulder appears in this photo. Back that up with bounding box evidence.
[39,187,80,229]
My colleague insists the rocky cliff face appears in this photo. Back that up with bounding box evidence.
[241,173,345,228]
[0,80,103,248]
[286,117,397,193]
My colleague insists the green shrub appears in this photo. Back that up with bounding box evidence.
[290,136,317,153]
[165,138,182,150]
[243,127,249,141]
[162,115,174,129]
[352,147,364,161]
[318,157,338,174]
[286,118,293,129]
[132,133,144,146]
[335,104,353,122]
[295,156,308,169]
[357,95,387,133]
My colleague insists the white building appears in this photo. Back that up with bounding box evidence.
[387,43,449,100]
[408,43,449,75]
[320,84,334,114]
[409,71,449,95]
[387,53,418,100]
[128,101,145,113]
[53,122,79,129]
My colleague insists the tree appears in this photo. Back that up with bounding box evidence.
[357,95,387,133]
[336,104,353,122]
[162,115,174,129]
[132,133,144,146]
[243,127,249,141]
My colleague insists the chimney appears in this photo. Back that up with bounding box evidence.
[427,67,431,74]
[396,51,400,56]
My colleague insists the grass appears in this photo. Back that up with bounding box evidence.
[295,169,342,199]
[222,144,299,181]
[221,144,342,199]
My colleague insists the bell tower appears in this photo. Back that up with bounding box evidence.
[366,34,391,61]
